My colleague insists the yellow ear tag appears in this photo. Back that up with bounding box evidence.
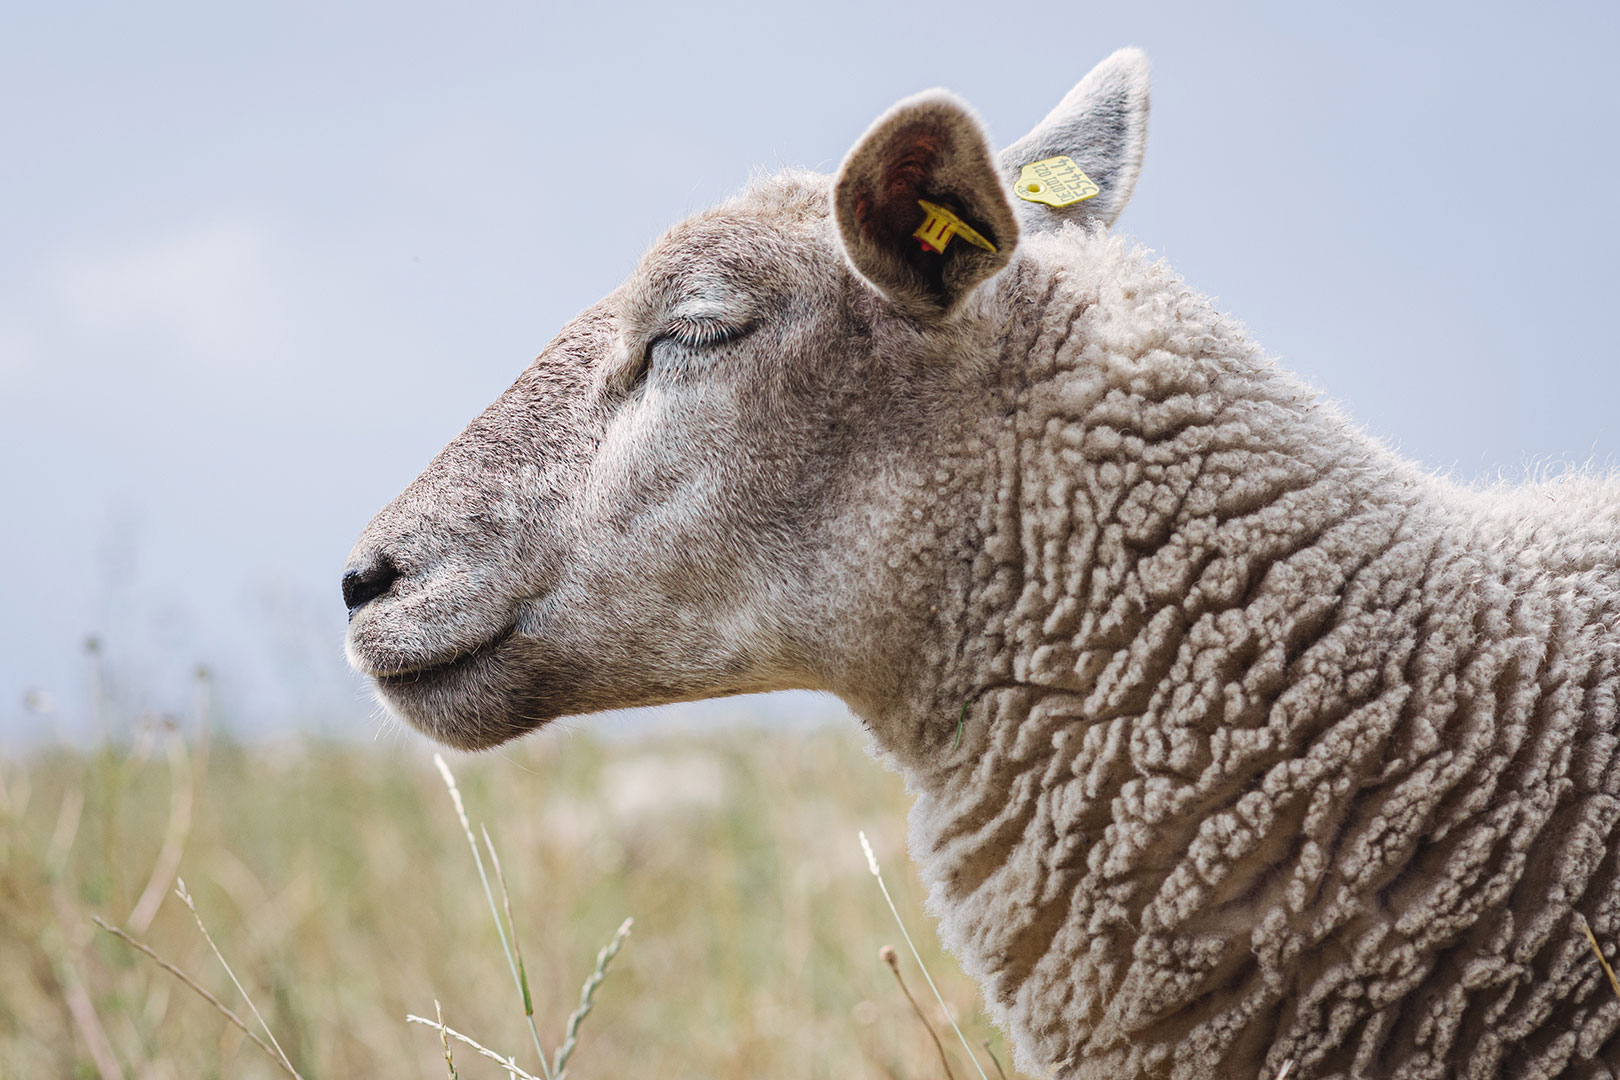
[913,199,997,255]
[1014,156,1100,208]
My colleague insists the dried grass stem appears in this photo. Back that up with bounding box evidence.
[173,879,301,1079]
[1581,914,1620,1002]
[91,916,296,1079]
[407,1014,542,1080]
[434,1000,459,1080]
[859,831,989,1080]
[883,946,954,1080]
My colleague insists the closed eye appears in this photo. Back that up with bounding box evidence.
[652,316,750,351]
[628,318,753,389]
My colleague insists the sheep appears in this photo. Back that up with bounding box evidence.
[342,48,1620,1079]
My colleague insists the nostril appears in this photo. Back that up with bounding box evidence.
[342,555,399,614]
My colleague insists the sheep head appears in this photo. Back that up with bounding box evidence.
[343,49,1150,749]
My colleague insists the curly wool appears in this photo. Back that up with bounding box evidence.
[887,226,1620,1080]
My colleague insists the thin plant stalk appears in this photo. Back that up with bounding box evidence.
[1582,914,1620,1001]
[45,787,85,880]
[859,831,989,1080]
[53,947,125,1080]
[39,779,120,1080]
[483,824,550,1075]
[92,916,294,1078]
[407,1014,543,1080]
[191,666,213,784]
[50,904,123,1080]
[432,753,553,1079]
[982,1040,1008,1080]
[553,917,633,1080]
[435,1000,460,1080]
[174,879,302,1079]
[881,945,954,1080]
[127,729,194,933]
[85,636,106,743]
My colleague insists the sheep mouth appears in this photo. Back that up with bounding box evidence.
[362,626,561,751]
[368,626,517,688]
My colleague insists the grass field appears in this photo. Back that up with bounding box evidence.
[0,695,1027,1080]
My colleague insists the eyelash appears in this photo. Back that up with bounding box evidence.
[631,319,747,387]
[662,318,739,349]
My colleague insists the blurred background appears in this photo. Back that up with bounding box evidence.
[4,0,1618,739]
[4,3,1619,1078]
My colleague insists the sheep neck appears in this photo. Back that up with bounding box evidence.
[853,232,1620,1078]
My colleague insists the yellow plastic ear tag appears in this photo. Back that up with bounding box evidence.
[1014,156,1100,208]
[913,199,997,255]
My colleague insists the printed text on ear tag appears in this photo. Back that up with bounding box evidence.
[913,199,997,255]
[1015,156,1100,208]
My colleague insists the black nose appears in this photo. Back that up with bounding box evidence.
[342,555,399,614]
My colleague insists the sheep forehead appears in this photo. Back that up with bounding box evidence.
[620,171,834,328]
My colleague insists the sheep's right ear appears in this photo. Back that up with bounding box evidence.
[834,91,1018,318]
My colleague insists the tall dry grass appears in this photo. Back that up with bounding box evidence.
[0,668,1025,1079]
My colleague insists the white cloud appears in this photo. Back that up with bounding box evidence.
[53,220,290,369]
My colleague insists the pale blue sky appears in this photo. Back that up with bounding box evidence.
[3,1,1617,738]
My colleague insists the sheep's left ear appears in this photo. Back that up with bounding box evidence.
[834,91,1018,317]
[999,48,1150,233]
